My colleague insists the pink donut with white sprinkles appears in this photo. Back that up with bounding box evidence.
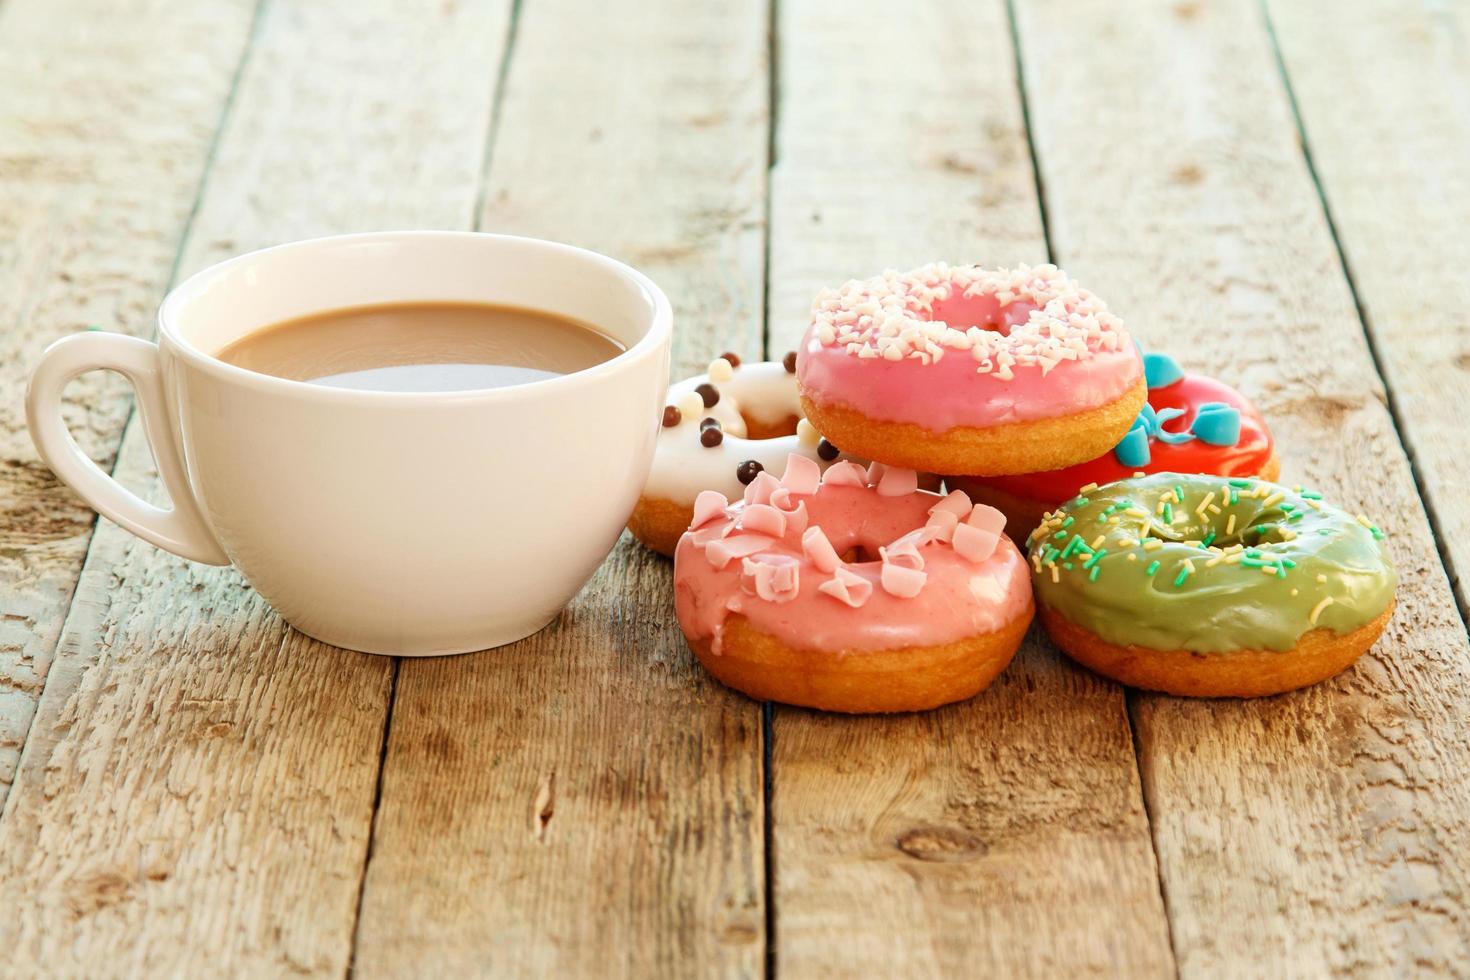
[796,263,1147,476]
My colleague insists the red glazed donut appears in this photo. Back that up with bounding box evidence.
[673,454,1034,713]
[796,263,1146,476]
[949,351,1279,536]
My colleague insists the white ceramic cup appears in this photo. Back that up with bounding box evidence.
[26,231,672,656]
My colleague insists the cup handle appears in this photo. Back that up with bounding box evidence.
[26,332,230,565]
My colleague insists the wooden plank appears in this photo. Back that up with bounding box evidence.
[763,1,1174,975]
[0,0,258,808]
[0,0,510,974]
[353,1,770,976]
[1013,0,1470,973]
[1266,0,1470,617]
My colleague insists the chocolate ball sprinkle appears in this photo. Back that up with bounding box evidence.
[661,405,681,427]
[736,460,764,484]
[719,351,742,368]
[696,382,719,407]
[783,351,797,373]
[700,426,724,448]
[817,438,839,461]
[699,416,721,432]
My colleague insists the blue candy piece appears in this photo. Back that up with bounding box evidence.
[1143,352,1185,389]
[1152,406,1196,445]
[1191,401,1241,446]
[1114,425,1152,467]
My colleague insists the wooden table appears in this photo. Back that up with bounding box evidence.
[3,0,1468,975]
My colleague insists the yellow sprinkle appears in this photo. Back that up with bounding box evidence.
[1254,485,1269,499]
[1291,588,1299,596]
[1293,485,1303,492]
[1126,507,1150,519]
[1156,500,1168,515]
[1127,553,1138,562]
[1280,529,1297,541]
[1225,552,1245,564]
[1226,514,1237,535]
[1079,482,1099,494]
[1207,504,1222,514]
[1205,556,1224,567]
[1308,499,1323,511]
[1184,539,1201,548]
[1118,537,1139,548]
[1183,559,1197,573]
[1262,493,1285,508]
[1108,516,1120,524]
[1196,491,1216,515]
[1309,596,1334,624]
[1225,543,1245,554]
[1133,471,1146,478]
[1091,535,1105,549]
[1144,539,1164,551]
[1050,565,1060,583]
[1261,565,1280,576]
[1356,513,1375,529]
[1316,573,1327,584]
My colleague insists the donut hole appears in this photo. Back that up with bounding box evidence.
[838,545,881,564]
[927,292,1038,337]
[743,412,800,441]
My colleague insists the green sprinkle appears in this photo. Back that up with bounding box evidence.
[1061,516,1075,528]
[1162,503,1173,524]
[1088,566,1101,582]
[1241,556,1268,568]
[1096,513,1109,523]
[1301,491,1322,499]
[1276,564,1287,579]
[1060,537,1082,559]
[1370,526,1384,540]
[1043,547,1060,565]
[1072,496,1089,507]
[86,324,103,332]
[1146,560,1161,577]
[1063,562,1074,571]
[1082,549,1107,570]
[1229,479,1252,488]
[1173,568,1190,587]
[1201,530,1216,547]
[1229,488,1239,505]
[1174,484,1185,502]
[1319,528,1333,536]
[1287,511,1304,522]
[1053,530,1067,539]
[1281,558,1297,568]
[1280,503,1296,513]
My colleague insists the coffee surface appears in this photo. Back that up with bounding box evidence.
[217,301,624,392]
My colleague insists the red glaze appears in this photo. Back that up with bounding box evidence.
[974,374,1273,506]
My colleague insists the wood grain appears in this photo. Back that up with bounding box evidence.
[0,0,510,974]
[1266,0,1470,618]
[1014,0,1470,972]
[763,0,1174,974]
[0,0,258,809]
[353,0,770,976]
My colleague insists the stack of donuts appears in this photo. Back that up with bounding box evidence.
[633,263,1396,712]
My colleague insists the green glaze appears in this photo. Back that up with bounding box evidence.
[1025,473,1396,653]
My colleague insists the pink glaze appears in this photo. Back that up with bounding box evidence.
[673,455,1033,654]
[797,263,1142,431]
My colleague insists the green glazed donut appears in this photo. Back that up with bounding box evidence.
[1024,473,1396,695]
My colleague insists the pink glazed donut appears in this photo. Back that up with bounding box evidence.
[673,454,1034,713]
[796,263,1146,476]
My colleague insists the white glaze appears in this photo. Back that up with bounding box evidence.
[643,360,853,504]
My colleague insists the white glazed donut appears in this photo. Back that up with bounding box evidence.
[629,353,860,557]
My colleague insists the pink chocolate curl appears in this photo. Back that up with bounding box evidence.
[705,534,779,570]
[742,554,801,603]
[880,562,927,598]
[780,453,821,496]
[817,566,873,608]
[690,489,730,529]
[876,466,919,497]
[951,522,1000,563]
[929,489,972,520]
[821,461,868,487]
[741,503,786,538]
[744,470,780,506]
[801,526,841,573]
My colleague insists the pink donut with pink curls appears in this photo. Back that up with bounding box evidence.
[672,454,1034,713]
